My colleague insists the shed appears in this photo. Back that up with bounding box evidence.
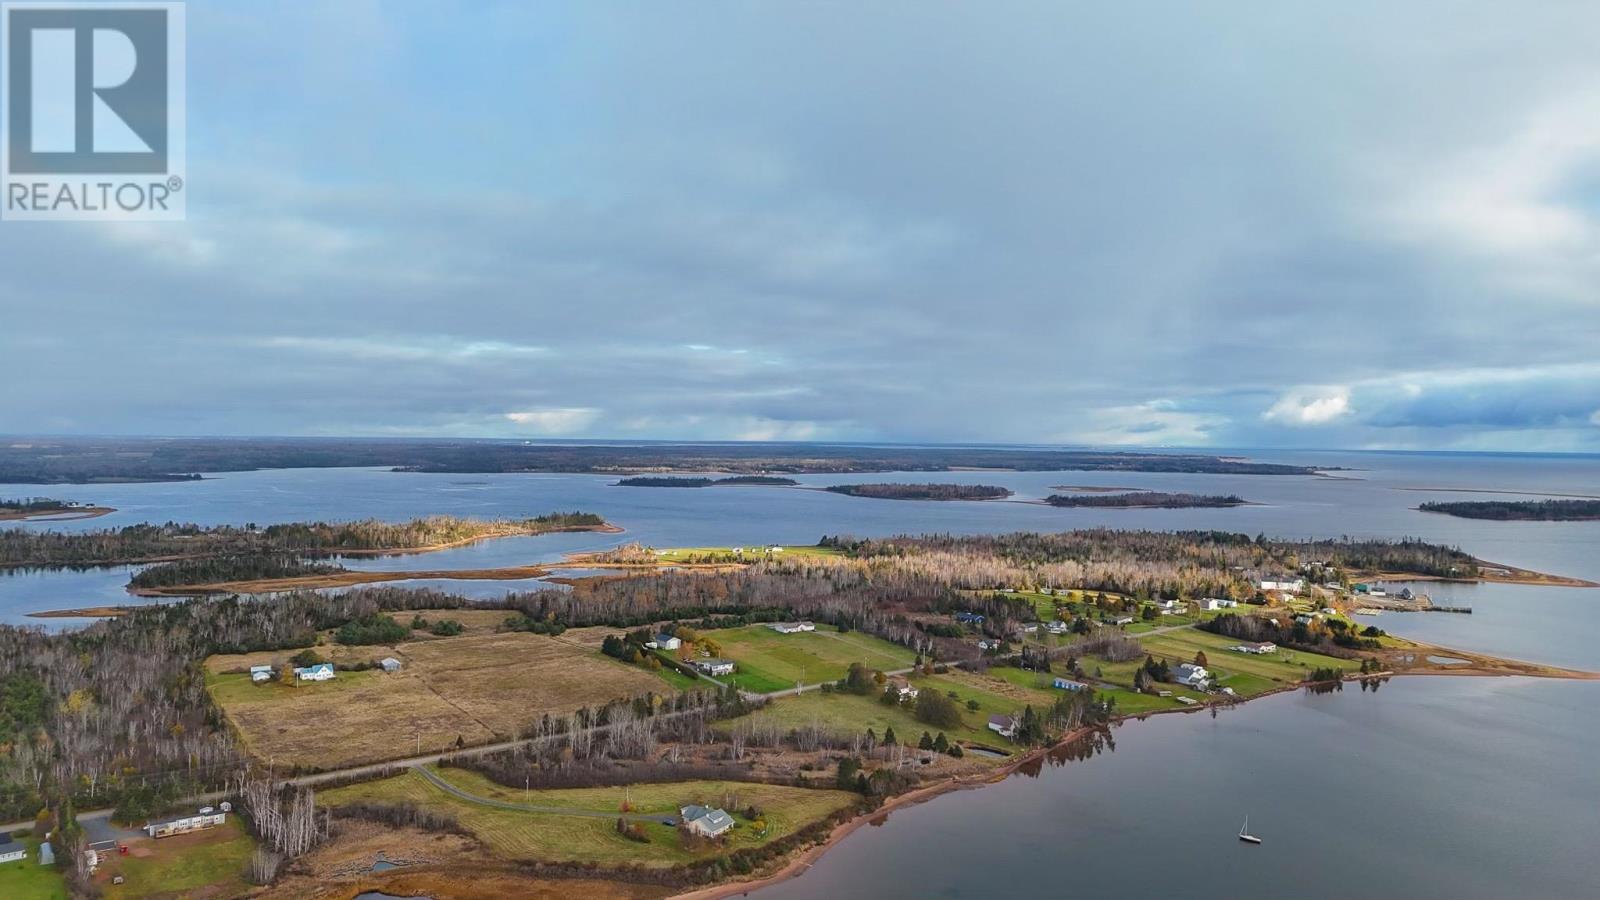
[380,657,402,673]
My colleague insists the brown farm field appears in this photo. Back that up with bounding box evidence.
[207,631,676,770]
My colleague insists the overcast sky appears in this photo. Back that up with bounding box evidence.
[5,2,1600,451]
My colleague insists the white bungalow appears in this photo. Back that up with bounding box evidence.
[766,621,815,634]
[1200,597,1238,611]
[1259,579,1305,594]
[647,634,683,650]
[248,664,273,683]
[293,663,335,682]
[1233,642,1277,655]
[987,714,1018,739]
[692,658,735,677]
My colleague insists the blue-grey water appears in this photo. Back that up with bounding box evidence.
[2,449,1598,897]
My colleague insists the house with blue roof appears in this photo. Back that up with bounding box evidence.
[293,662,335,682]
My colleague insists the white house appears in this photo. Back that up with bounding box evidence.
[987,714,1018,739]
[146,812,227,839]
[1156,599,1184,614]
[692,658,735,677]
[888,677,919,700]
[1259,579,1305,594]
[1200,597,1238,611]
[1111,616,1134,626]
[680,805,734,838]
[248,664,273,683]
[1233,642,1277,655]
[977,639,999,651]
[1174,663,1210,688]
[648,634,683,650]
[380,657,402,673]
[766,621,815,634]
[293,663,334,682]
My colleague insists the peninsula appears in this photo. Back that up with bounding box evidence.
[1418,498,1600,521]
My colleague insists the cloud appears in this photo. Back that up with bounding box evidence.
[1263,388,1353,426]
[2,4,1600,451]
[503,408,601,434]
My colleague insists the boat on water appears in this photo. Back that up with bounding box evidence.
[1239,816,1262,844]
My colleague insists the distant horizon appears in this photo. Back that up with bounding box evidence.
[4,433,1597,459]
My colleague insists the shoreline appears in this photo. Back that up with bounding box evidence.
[125,564,554,596]
[0,521,622,572]
[0,505,115,522]
[1363,560,1599,588]
[1413,505,1600,523]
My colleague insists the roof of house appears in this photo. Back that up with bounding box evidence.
[381,657,401,666]
[680,805,734,831]
[695,657,733,667]
[296,663,334,675]
[248,664,273,672]
[988,713,1017,728]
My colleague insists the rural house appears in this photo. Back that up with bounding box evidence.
[888,677,919,700]
[1232,642,1277,655]
[766,621,816,634]
[648,633,682,650]
[380,657,402,673]
[249,664,273,683]
[680,805,734,837]
[293,663,335,682]
[1052,677,1088,691]
[1260,578,1305,594]
[987,714,1018,739]
[1174,663,1210,688]
[692,658,735,677]
[1200,597,1238,611]
[145,811,227,839]
[0,833,25,865]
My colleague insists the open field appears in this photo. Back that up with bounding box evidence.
[1136,629,1361,695]
[738,668,1053,752]
[207,632,678,769]
[96,818,254,899]
[0,836,67,900]
[710,625,916,693]
[319,768,855,867]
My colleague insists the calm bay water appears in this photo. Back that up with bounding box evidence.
[2,449,1598,897]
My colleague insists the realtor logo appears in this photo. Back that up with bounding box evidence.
[2,1,185,220]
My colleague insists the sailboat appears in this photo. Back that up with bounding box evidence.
[1238,815,1262,844]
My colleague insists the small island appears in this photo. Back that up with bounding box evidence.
[824,483,1013,501]
[615,475,799,487]
[1043,491,1246,509]
[0,497,115,521]
[1418,499,1600,521]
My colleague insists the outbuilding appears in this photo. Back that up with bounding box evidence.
[380,657,402,673]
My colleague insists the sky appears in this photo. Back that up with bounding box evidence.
[3,1,1600,451]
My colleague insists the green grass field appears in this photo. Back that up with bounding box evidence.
[102,819,254,899]
[710,624,916,693]
[740,667,1059,753]
[0,836,66,900]
[205,667,383,706]
[1136,629,1359,696]
[320,768,855,867]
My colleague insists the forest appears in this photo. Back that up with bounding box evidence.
[0,512,606,568]
[824,483,1013,501]
[1417,498,1600,521]
[0,497,75,512]
[1043,491,1246,508]
[128,555,346,589]
[0,436,1327,482]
